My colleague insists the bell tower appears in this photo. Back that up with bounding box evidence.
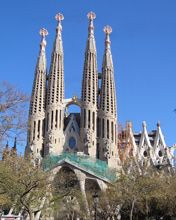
[80,12,98,158]
[45,13,65,155]
[98,26,118,168]
[27,28,48,159]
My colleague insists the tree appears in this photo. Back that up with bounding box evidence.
[0,81,28,151]
[92,159,176,220]
[0,155,87,220]
[0,154,50,220]
[52,168,86,220]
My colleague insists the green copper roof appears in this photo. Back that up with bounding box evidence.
[42,152,118,182]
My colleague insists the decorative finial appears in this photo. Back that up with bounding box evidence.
[87,12,96,36]
[55,13,64,33]
[157,121,160,127]
[55,13,64,22]
[104,25,112,35]
[39,28,48,50]
[39,28,48,38]
[103,25,112,49]
[142,121,146,128]
[87,11,96,20]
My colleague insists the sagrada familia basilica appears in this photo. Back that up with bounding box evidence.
[25,12,175,188]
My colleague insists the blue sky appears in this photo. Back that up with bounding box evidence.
[0,0,176,150]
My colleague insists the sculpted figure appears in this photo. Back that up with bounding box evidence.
[85,130,92,148]
[104,139,111,159]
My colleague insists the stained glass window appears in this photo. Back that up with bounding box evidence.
[69,137,76,149]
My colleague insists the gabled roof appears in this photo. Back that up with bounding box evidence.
[138,121,152,149]
[153,122,166,149]
[64,113,80,131]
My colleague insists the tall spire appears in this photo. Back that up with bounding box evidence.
[54,13,64,53]
[101,25,116,117]
[47,13,64,106]
[98,25,118,168]
[86,11,96,51]
[38,28,48,69]
[26,28,48,159]
[103,25,113,68]
[45,13,65,156]
[80,12,98,158]
[29,28,48,115]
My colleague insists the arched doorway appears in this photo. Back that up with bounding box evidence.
[54,166,79,190]
[85,178,101,193]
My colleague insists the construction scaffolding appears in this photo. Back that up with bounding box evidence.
[42,152,118,182]
[118,121,134,163]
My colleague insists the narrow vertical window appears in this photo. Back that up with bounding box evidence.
[88,110,90,128]
[58,110,60,128]
[59,110,61,129]
[84,109,86,128]
[111,121,114,141]
[99,118,101,137]
[42,119,45,137]
[51,111,53,129]
[96,143,100,159]
[38,120,40,138]
[97,117,99,137]
[46,113,49,131]
[102,119,104,138]
[55,110,58,128]
[92,112,95,130]
[33,121,36,140]
[107,120,109,139]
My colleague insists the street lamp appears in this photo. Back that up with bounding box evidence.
[92,192,99,220]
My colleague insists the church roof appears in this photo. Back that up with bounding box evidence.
[42,152,118,182]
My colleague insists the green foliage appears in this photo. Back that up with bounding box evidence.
[52,168,86,220]
[94,159,176,220]
[0,154,50,219]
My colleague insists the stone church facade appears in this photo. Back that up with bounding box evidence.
[25,12,174,182]
[26,12,119,170]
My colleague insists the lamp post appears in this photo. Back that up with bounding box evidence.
[93,192,99,220]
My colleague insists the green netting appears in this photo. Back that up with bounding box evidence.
[42,152,117,182]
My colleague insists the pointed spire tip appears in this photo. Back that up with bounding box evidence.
[87,11,96,20]
[104,25,112,35]
[55,13,64,22]
[39,28,48,50]
[39,28,48,37]
[142,121,147,127]
[157,121,160,127]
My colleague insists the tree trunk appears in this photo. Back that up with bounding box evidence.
[130,199,135,220]
[29,211,35,220]
[34,211,41,220]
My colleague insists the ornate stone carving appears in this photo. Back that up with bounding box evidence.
[84,130,92,148]
[104,139,111,159]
